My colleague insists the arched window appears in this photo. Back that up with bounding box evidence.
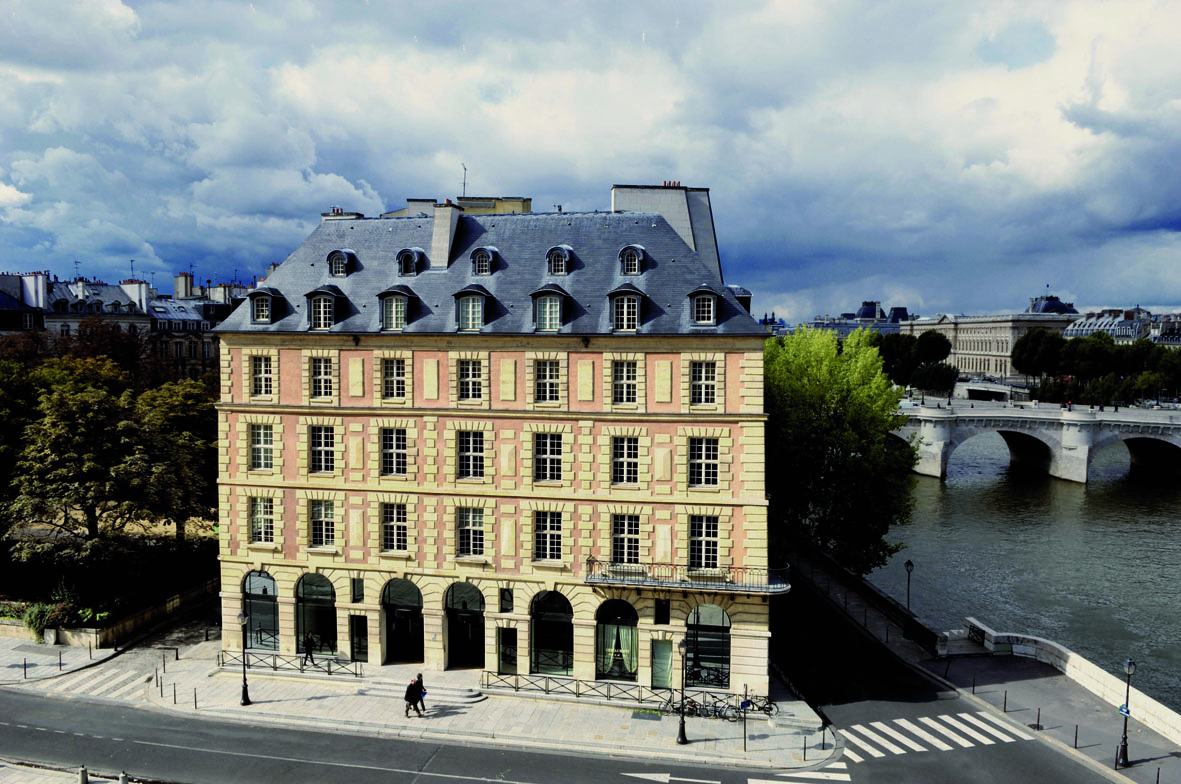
[620,246,642,275]
[546,246,569,275]
[311,296,333,330]
[472,248,492,275]
[382,579,423,664]
[530,590,573,676]
[595,600,638,681]
[685,604,730,689]
[328,251,348,277]
[445,582,486,669]
[536,295,561,331]
[242,571,278,651]
[381,296,406,330]
[397,249,417,277]
[692,294,715,325]
[296,573,337,656]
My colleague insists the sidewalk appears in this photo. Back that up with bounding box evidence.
[794,548,1181,784]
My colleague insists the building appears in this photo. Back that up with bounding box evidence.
[800,301,912,340]
[215,183,784,695]
[1063,307,1153,344]
[901,295,1080,382]
[149,273,245,379]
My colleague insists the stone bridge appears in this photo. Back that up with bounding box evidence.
[894,403,1181,483]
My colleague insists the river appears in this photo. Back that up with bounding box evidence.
[866,433,1181,712]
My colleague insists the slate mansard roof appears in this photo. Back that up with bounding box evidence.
[219,210,764,337]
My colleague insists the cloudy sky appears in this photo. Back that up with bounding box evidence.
[2,0,1180,323]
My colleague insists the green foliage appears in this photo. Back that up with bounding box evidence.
[22,602,53,637]
[915,330,952,365]
[765,328,917,575]
[1014,329,1181,405]
[0,600,29,620]
[910,361,959,394]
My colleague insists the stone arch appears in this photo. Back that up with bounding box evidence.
[381,578,424,664]
[943,426,1058,477]
[1088,431,1181,476]
[241,570,278,650]
[685,603,731,690]
[530,589,574,676]
[443,582,486,669]
[295,573,337,655]
[595,598,639,681]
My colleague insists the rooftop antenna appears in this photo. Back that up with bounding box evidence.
[73,260,80,278]
[129,259,135,279]
[151,271,156,288]
[461,163,467,198]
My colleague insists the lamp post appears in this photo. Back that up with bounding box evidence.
[1116,659,1136,767]
[237,612,251,706]
[676,638,688,745]
[904,560,914,615]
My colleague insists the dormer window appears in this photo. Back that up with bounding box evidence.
[693,294,715,325]
[397,248,420,277]
[471,247,494,276]
[311,296,334,330]
[327,250,350,277]
[381,296,406,331]
[537,296,561,331]
[252,296,271,324]
[459,296,483,330]
[619,245,644,275]
[613,296,639,331]
[546,246,571,275]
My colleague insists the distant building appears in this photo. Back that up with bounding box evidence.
[799,301,912,340]
[901,295,1080,382]
[381,195,532,218]
[1063,307,1152,344]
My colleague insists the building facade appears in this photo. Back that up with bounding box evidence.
[215,183,784,695]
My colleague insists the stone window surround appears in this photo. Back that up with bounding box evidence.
[366,417,419,483]
[236,485,285,552]
[242,347,280,403]
[298,415,345,480]
[599,504,653,565]
[296,487,345,553]
[676,505,733,571]
[677,425,732,494]
[681,352,725,413]
[521,422,575,490]
[443,419,496,487]
[442,494,497,564]
[521,499,575,566]
[448,351,491,410]
[373,350,414,408]
[603,352,646,413]
[301,348,340,407]
[599,425,652,489]
[525,351,568,411]
[236,414,285,477]
[368,491,420,559]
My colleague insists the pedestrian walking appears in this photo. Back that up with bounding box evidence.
[302,632,315,666]
[414,673,426,714]
[405,678,423,717]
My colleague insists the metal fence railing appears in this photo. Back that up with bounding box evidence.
[584,557,790,594]
[479,670,771,713]
[217,649,363,678]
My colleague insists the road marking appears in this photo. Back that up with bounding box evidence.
[839,729,886,758]
[941,715,994,745]
[622,775,720,783]
[918,716,972,747]
[758,769,852,780]
[841,749,863,763]
[975,711,1034,740]
[847,725,905,754]
[869,721,926,751]
[894,718,953,751]
[957,713,1015,742]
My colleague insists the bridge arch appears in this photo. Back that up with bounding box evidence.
[1088,432,1181,476]
[943,428,1057,477]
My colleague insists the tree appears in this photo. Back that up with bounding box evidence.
[915,330,952,365]
[911,361,959,394]
[765,327,917,575]
[874,332,919,387]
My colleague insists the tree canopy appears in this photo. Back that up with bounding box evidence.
[765,327,917,575]
[866,329,956,393]
[1012,329,1181,405]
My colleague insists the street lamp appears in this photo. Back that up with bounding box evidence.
[904,560,914,615]
[676,638,688,745]
[1116,659,1136,768]
[237,611,251,706]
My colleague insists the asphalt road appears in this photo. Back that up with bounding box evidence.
[779,580,1114,784]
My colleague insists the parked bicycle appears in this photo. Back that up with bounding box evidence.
[659,697,700,717]
[741,694,779,716]
[701,695,738,722]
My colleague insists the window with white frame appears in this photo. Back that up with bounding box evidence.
[611,437,638,484]
[458,359,482,400]
[457,431,484,479]
[310,500,334,547]
[472,249,492,275]
[690,361,717,405]
[459,296,483,330]
[457,507,484,556]
[612,360,637,404]
[533,433,562,482]
[311,296,333,330]
[381,428,407,476]
[328,252,347,276]
[547,248,567,275]
[310,357,333,398]
[381,503,408,552]
[621,247,641,275]
[611,514,640,564]
[533,511,562,561]
[22,313,34,329]
[692,295,715,325]
[381,296,406,330]
[309,426,335,473]
[397,250,416,276]
[382,358,406,400]
[252,297,270,323]
[536,295,561,331]
[534,360,560,403]
[60,324,70,337]
[688,515,719,569]
[688,437,719,487]
[249,424,273,470]
[612,295,638,331]
[249,497,274,543]
[251,356,273,396]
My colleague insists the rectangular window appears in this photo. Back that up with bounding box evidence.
[655,598,671,625]
[249,424,273,470]
[534,360,560,403]
[174,342,183,359]
[693,295,715,325]
[249,497,273,543]
[382,358,406,400]
[188,342,198,359]
[310,426,335,473]
[311,296,333,329]
[612,360,637,404]
[22,313,34,329]
[690,361,717,405]
[251,356,273,396]
[459,296,483,330]
[611,437,639,484]
[689,515,719,569]
[499,588,514,614]
[533,511,562,561]
[613,296,638,331]
[203,341,212,359]
[533,433,562,482]
[351,577,364,603]
[381,503,408,552]
[310,500,334,547]
[536,296,561,330]
[311,357,333,398]
[252,297,270,323]
[380,428,407,476]
[382,296,406,330]
[611,514,640,564]
[457,431,484,479]
[457,507,484,557]
[688,437,719,487]
[458,359,482,400]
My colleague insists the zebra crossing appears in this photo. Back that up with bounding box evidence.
[838,711,1033,763]
[747,761,853,781]
[36,665,151,702]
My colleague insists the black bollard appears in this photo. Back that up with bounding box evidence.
[1003,690,1007,712]
[1074,724,1078,748]
[972,675,975,694]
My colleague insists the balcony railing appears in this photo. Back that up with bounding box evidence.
[584,557,790,594]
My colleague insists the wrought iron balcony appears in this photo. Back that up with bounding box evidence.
[584,557,790,594]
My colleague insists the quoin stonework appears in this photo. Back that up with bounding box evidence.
[216,182,786,695]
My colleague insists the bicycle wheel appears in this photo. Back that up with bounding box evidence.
[721,704,739,722]
[765,700,779,716]
[659,699,677,715]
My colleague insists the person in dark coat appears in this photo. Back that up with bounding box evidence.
[404,679,423,717]
[414,673,426,714]
[302,632,315,666]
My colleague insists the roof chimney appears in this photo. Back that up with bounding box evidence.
[430,200,463,269]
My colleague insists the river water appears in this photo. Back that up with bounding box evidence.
[866,433,1181,712]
